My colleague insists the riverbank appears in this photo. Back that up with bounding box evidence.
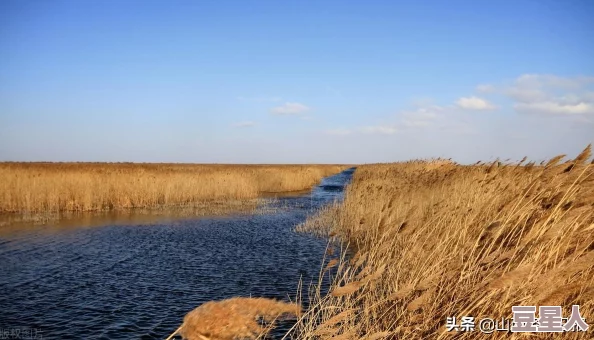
[0,163,348,220]
[293,146,593,339]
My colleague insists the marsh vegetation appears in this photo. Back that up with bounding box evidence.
[289,145,593,339]
[4,148,593,339]
[0,163,347,218]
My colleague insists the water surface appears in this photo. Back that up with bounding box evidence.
[0,168,354,339]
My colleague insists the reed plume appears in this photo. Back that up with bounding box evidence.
[169,297,301,340]
[292,147,594,339]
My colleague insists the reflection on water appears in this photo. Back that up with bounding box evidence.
[0,201,263,238]
[0,168,354,340]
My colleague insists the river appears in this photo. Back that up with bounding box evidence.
[0,168,354,339]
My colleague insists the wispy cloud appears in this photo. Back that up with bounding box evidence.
[237,96,282,102]
[480,74,594,116]
[325,102,466,137]
[514,102,594,115]
[270,102,311,115]
[514,74,594,90]
[325,73,594,142]
[476,84,496,93]
[456,96,496,110]
[325,105,440,136]
[400,106,442,128]
[232,121,256,128]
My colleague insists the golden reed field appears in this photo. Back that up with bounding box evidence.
[165,145,594,340]
[0,163,347,216]
[4,147,594,340]
[289,145,594,339]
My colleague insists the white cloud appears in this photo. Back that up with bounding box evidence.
[515,102,594,115]
[493,74,594,116]
[329,105,443,137]
[399,106,441,128]
[233,121,256,128]
[270,102,311,115]
[325,128,351,135]
[324,74,594,143]
[456,96,496,110]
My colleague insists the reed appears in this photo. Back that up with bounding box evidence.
[0,163,347,216]
[167,297,301,340]
[293,147,594,339]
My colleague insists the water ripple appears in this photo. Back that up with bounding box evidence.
[0,169,354,339]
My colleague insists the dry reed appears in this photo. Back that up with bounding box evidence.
[167,297,301,340]
[0,163,346,216]
[292,148,594,339]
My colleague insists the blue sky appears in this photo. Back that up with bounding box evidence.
[1,0,593,163]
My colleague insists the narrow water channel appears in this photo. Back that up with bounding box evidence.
[0,168,354,339]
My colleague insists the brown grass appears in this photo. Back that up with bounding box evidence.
[0,163,347,216]
[293,148,594,339]
[170,297,301,340]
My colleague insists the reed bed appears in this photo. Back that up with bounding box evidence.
[0,163,347,215]
[167,297,301,340]
[293,146,594,339]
